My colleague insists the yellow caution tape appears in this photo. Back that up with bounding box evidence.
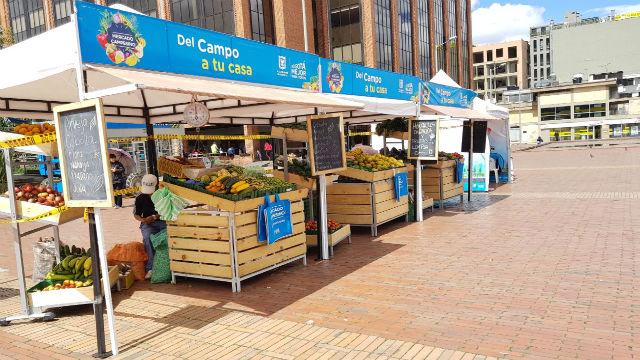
[108,134,272,143]
[113,186,140,196]
[0,133,57,149]
[347,132,372,136]
[0,205,68,224]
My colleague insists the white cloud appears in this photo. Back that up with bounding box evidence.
[471,0,480,10]
[472,3,546,45]
[585,3,640,16]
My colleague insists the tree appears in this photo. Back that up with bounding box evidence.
[0,27,13,49]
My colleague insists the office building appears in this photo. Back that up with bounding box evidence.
[0,0,474,87]
[472,39,528,103]
[551,15,640,84]
[501,77,640,143]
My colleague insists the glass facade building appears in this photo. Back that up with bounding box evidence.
[460,0,470,87]
[171,0,235,34]
[7,0,45,42]
[447,0,458,82]
[417,0,430,80]
[329,0,362,64]
[397,0,412,74]
[106,0,157,17]
[249,0,275,44]
[373,0,393,71]
[433,0,445,72]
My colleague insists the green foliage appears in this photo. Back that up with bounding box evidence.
[0,27,13,48]
[375,117,408,136]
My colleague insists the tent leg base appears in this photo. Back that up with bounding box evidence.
[0,311,56,326]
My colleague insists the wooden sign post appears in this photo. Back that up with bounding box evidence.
[408,117,440,222]
[53,99,118,358]
[307,114,346,260]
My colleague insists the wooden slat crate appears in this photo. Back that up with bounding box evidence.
[166,186,308,291]
[0,197,84,225]
[270,126,308,142]
[272,169,316,189]
[306,224,351,248]
[420,162,464,205]
[326,177,408,236]
[335,166,408,183]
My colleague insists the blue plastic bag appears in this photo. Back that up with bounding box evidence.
[394,172,408,201]
[264,194,293,245]
[257,195,270,243]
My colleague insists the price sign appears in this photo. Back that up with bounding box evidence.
[53,99,114,208]
[408,117,439,160]
[307,114,347,176]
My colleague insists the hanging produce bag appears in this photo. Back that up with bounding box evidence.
[151,188,189,221]
[393,172,408,201]
[455,159,465,183]
[263,194,293,245]
[257,195,270,243]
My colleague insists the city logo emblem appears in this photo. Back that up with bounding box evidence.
[326,62,344,93]
[97,11,146,67]
[405,82,413,93]
[278,56,287,70]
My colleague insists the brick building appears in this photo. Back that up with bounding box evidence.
[0,0,473,87]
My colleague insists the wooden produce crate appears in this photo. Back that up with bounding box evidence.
[0,197,83,225]
[273,169,315,189]
[0,131,57,156]
[305,224,351,249]
[166,187,308,292]
[326,178,408,237]
[387,131,408,140]
[422,162,463,208]
[158,157,204,178]
[336,166,407,183]
[270,126,308,142]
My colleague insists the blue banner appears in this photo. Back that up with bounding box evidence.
[77,2,320,91]
[321,59,420,102]
[394,172,408,201]
[422,82,477,108]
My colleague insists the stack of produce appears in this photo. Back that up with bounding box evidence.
[5,183,65,207]
[374,117,408,136]
[164,165,297,201]
[439,152,464,161]
[13,123,56,136]
[305,219,342,234]
[346,148,404,172]
[42,246,94,287]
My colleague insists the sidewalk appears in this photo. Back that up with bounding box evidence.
[0,273,491,360]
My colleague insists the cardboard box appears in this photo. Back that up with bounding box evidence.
[119,271,135,290]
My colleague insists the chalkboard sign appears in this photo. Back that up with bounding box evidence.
[307,114,347,176]
[53,99,114,208]
[408,117,439,160]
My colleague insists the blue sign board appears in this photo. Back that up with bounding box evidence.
[77,2,320,91]
[321,59,420,102]
[422,82,477,108]
[394,172,408,201]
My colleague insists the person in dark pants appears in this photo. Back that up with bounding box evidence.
[133,174,166,279]
[110,154,126,208]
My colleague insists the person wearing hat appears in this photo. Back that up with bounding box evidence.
[133,174,166,279]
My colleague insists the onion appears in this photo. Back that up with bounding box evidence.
[47,194,55,200]
[16,191,23,198]
[36,185,45,193]
[28,198,37,203]
[54,196,63,202]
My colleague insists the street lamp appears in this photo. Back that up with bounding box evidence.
[435,36,457,73]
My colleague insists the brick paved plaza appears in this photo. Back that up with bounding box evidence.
[0,146,638,359]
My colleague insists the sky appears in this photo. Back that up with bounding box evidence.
[472,1,640,45]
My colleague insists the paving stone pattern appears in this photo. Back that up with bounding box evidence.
[1,147,639,359]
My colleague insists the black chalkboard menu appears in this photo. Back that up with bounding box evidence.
[408,118,439,160]
[53,99,114,208]
[307,114,347,176]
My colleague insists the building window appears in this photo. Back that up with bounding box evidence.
[433,0,445,71]
[550,128,572,141]
[447,0,457,81]
[53,0,73,25]
[397,0,412,74]
[8,0,45,42]
[171,0,235,34]
[486,49,493,61]
[541,106,571,121]
[546,53,550,65]
[460,0,469,87]
[249,0,275,44]
[496,48,503,58]
[417,0,430,80]
[610,101,629,116]
[533,69,537,79]
[533,55,537,67]
[546,37,550,49]
[539,53,543,66]
[106,0,157,17]
[473,52,483,64]
[474,65,484,77]
[330,0,362,64]
[374,0,393,70]
[533,39,537,52]
[508,46,517,59]
[475,80,485,90]
[574,103,606,118]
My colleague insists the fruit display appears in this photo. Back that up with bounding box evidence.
[275,158,312,178]
[12,123,56,136]
[305,219,342,234]
[5,183,65,207]
[42,246,94,287]
[164,165,297,201]
[439,152,464,161]
[346,148,404,172]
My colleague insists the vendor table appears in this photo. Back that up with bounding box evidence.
[327,167,408,236]
[419,160,464,208]
[161,182,308,292]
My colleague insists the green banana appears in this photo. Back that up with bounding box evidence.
[61,255,75,270]
[48,274,75,281]
[84,257,93,271]
[74,256,88,273]
[68,258,78,269]
[82,278,94,287]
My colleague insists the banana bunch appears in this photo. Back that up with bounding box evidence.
[46,252,94,283]
[206,175,253,194]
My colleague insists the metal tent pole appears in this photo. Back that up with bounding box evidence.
[468,120,474,201]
